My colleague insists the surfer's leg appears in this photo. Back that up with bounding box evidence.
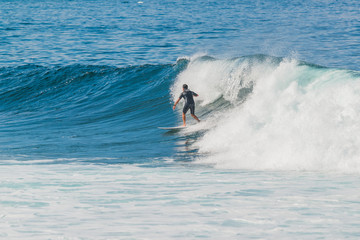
[190,104,200,122]
[182,104,190,126]
[182,113,186,126]
[191,114,200,122]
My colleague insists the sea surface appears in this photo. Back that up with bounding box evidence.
[1,0,360,239]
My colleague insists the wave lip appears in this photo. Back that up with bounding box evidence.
[173,55,360,173]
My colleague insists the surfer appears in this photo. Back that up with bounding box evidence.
[173,84,200,126]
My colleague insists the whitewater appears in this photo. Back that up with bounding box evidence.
[1,0,360,239]
[2,164,360,239]
[173,56,360,172]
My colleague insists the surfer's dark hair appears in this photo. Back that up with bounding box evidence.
[183,84,188,89]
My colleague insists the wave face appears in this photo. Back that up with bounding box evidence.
[2,55,360,172]
[0,63,187,163]
[172,55,360,173]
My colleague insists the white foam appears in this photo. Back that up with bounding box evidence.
[174,56,360,173]
[1,164,360,239]
[172,56,263,105]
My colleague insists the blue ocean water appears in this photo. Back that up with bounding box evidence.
[1,0,360,239]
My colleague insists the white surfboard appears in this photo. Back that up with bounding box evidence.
[158,126,186,130]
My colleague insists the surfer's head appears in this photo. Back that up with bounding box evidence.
[183,84,188,90]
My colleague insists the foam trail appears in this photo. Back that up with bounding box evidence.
[173,55,360,173]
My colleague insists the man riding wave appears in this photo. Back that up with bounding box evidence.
[173,84,200,126]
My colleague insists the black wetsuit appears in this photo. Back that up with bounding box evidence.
[179,90,198,114]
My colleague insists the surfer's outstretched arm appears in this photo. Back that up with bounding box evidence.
[173,98,181,110]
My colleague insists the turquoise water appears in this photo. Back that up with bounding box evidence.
[1,0,360,238]
[2,164,360,239]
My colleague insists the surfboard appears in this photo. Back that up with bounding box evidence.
[158,126,186,130]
